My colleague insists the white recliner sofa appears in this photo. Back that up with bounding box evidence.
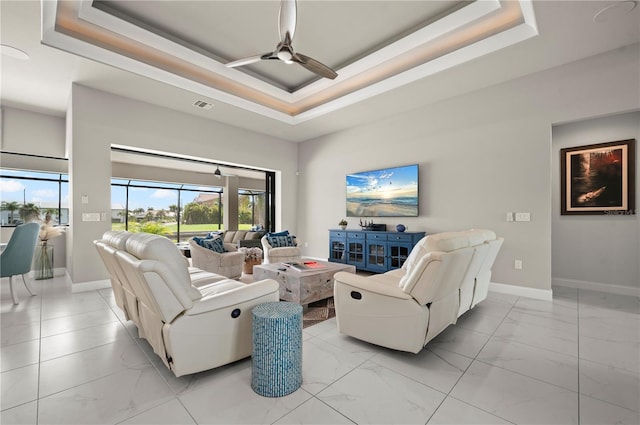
[95,231,279,377]
[333,229,503,353]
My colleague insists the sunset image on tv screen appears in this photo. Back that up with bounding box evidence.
[346,164,418,217]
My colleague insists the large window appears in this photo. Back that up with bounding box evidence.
[112,179,265,242]
[0,169,69,226]
[239,190,266,229]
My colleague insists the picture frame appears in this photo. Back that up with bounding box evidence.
[561,139,636,215]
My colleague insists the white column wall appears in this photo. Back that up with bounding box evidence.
[67,85,298,286]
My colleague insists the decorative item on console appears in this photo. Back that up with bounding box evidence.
[396,224,406,232]
[359,219,387,231]
[338,219,348,230]
[240,246,263,274]
[35,213,65,280]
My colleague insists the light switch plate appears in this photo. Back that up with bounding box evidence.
[515,212,531,222]
[82,213,100,222]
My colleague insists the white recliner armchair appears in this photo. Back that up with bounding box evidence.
[95,232,279,377]
[333,229,502,353]
[261,232,301,264]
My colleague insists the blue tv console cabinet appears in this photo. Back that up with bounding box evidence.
[328,229,426,273]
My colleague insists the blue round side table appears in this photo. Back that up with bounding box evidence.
[251,301,303,397]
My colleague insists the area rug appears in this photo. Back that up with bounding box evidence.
[303,297,335,328]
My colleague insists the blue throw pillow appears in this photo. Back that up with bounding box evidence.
[192,236,205,247]
[267,234,296,248]
[202,237,227,253]
[267,230,289,237]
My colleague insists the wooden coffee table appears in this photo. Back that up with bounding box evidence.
[253,260,356,305]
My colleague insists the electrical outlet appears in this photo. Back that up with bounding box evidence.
[514,259,523,270]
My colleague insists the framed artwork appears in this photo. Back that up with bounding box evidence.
[561,139,636,215]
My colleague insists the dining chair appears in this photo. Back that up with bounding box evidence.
[1,222,40,304]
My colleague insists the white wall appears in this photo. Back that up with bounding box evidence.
[552,112,639,294]
[298,44,640,292]
[1,107,65,157]
[67,85,298,285]
[0,108,67,250]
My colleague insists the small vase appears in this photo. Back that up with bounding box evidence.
[339,225,347,230]
[35,241,54,280]
[396,224,406,232]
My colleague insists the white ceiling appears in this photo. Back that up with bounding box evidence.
[1,1,639,143]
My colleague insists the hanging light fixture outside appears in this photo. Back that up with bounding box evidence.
[214,165,222,177]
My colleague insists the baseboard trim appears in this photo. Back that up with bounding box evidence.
[71,279,111,293]
[27,267,66,278]
[553,278,640,297]
[490,282,553,301]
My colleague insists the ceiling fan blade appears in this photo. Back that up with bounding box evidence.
[294,53,338,80]
[226,52,275,68]
[278,0,297,42]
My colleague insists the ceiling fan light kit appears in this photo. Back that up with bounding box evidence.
[226,0,338,80]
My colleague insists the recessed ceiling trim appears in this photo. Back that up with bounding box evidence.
[75,0,502,105]
[291,0,503,102]
[76,0,288,101]
[42,0,538,125]
[294,2,539,124]
[42,0,297,124]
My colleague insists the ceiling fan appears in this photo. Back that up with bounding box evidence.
[225,0,338,80]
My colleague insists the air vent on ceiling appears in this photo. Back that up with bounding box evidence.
[193,100,214,110]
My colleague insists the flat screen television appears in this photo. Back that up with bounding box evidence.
[346,164,418,217]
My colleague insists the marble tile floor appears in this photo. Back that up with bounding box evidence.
[1,275,638,425]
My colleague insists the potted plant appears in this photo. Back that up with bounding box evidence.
[338,219,348,230]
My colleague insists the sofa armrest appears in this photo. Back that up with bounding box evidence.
[334,272,411,300]
[185,279,279,316]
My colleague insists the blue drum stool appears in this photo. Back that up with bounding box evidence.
[251,301,303,397]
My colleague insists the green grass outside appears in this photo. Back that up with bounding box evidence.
[111,222,253,233]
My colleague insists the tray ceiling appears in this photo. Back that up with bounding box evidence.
[43,0,538,124]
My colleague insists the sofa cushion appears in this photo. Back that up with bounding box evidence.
[244,231,262,240]
[231,231,248,243]
[423,232,470,252]
[104,230,132,250]
[126,233,201,301]
[401,232,470,278]
[202,237,227,253]
[468,229,496,243]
